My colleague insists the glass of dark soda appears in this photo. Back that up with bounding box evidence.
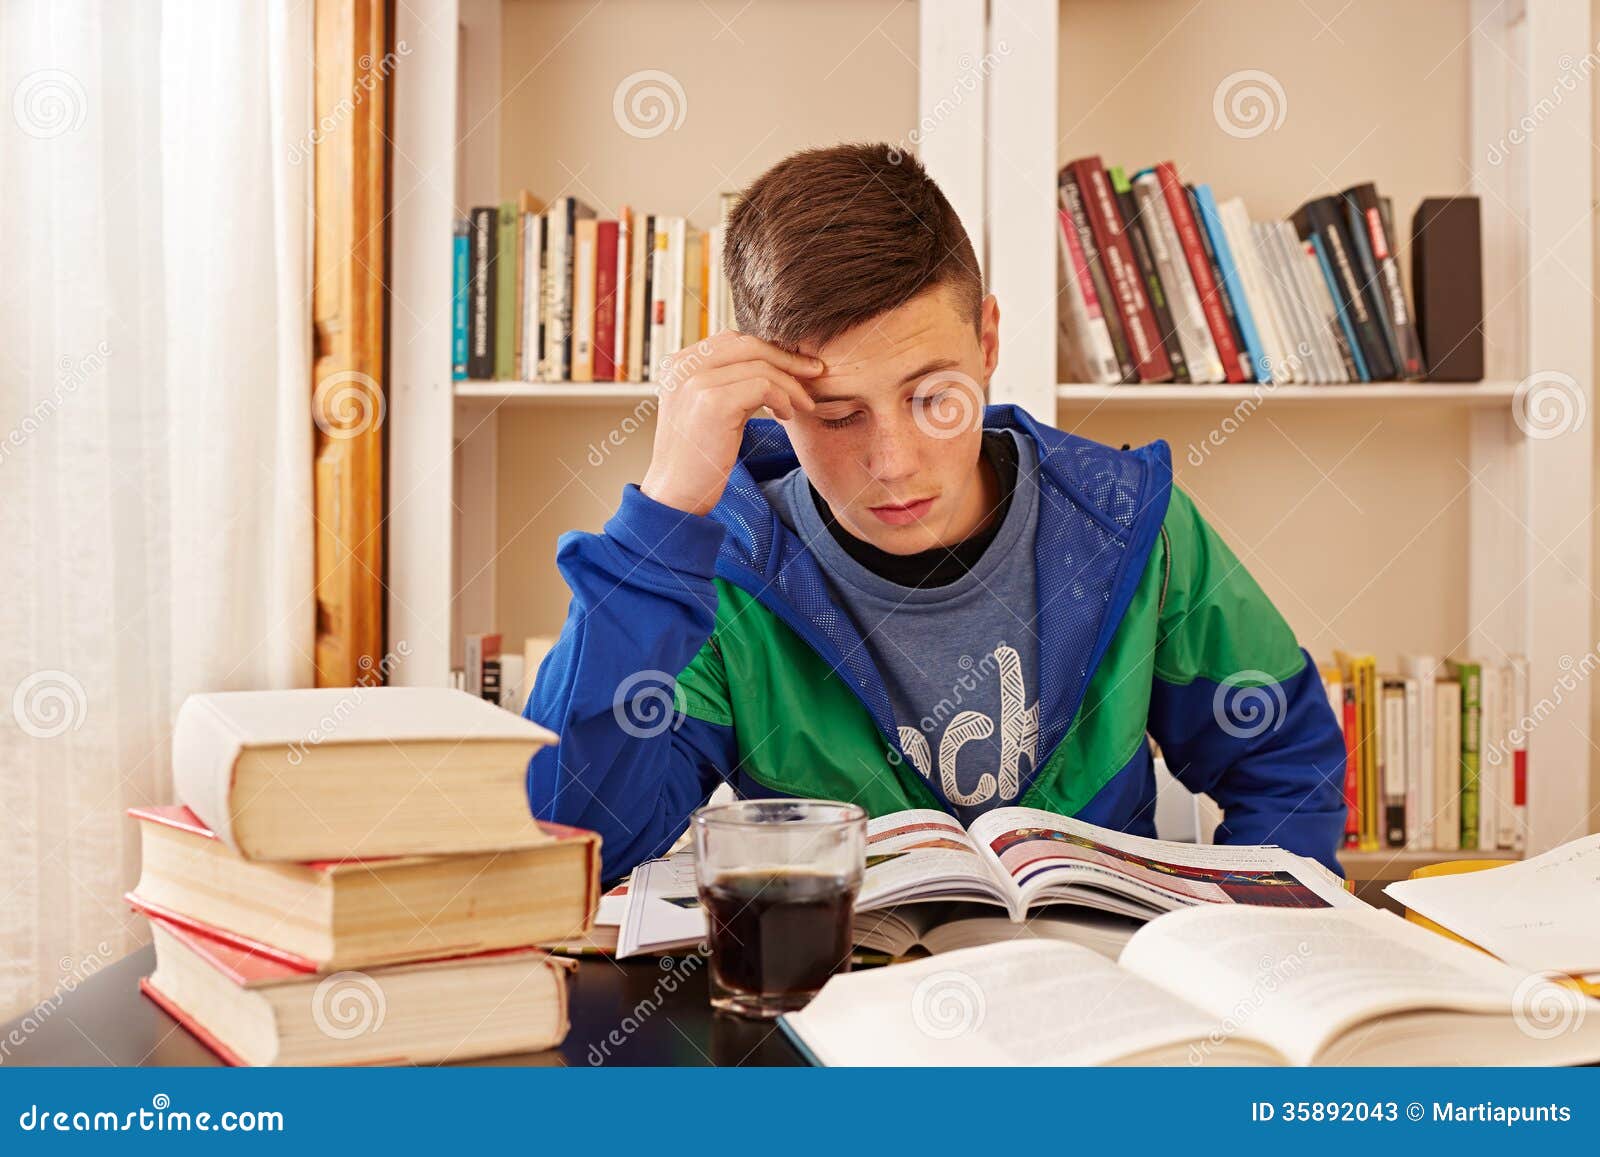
[691,799,866,1019]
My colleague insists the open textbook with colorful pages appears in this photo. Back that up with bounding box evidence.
[780,905,1600,1067]
[616,805,1352,958]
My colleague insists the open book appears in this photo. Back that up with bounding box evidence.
[781,905,1600,1066]
[617,805,1351,958]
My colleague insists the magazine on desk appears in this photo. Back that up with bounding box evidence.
[616,805,1351,958]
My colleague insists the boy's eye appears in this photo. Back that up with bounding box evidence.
[819,412,861,430]
[913,390,950,409]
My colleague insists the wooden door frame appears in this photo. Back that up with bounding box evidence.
[311,0,390,686]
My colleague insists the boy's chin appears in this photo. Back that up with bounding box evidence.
[840,513,944,556]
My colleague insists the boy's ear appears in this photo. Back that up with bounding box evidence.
[979,293,1000,387]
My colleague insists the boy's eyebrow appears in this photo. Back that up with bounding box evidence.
[807,357,965,405]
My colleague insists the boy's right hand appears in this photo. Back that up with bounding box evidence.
[639,331,823,517]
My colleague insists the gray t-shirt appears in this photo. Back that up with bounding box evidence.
[761,431,1041,823]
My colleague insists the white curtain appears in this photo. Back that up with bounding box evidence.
[0,0,314,1019]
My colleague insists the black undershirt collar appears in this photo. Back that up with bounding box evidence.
[807,431,1020,589]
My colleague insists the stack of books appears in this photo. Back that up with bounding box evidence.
[1325,652,1528,853]
[128,687,601,1066]
[454,192,737,384]
[1057,155,1441,385]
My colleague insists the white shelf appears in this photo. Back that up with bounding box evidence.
[454,380,656,404]
[1057,381,1520,408]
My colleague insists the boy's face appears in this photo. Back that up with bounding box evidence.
[781,284,1002,556]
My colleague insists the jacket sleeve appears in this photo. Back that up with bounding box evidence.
[1145,488,1348,876]
[523,484,739,881]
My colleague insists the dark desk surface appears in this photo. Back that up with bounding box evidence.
[1,946,804,1067]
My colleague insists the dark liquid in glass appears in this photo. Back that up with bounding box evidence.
[702,868,857,997]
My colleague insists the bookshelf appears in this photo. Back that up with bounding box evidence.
[388,0,1594,861]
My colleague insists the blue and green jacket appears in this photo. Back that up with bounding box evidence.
[525,405,1347,881]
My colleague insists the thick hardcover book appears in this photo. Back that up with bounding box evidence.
[1192,185,1269,383]
[495,202,518,381]
[467,206,497,380]
[1411,197,1484,382]
[1343,183,1424,378]
[1153,164,1244,382]
[140,914,575,1066]
[780,905,1600,1066]
[594,220,620,381]
[128,803,600,970]
[451,218,469,380]
[1069,157,1172,382]
[1110,166,1187,382]
[1059,168,1135,382]
[1292,197,1396,379]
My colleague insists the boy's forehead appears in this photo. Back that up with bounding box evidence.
[800,295,968,398]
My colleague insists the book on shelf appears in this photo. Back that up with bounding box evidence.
[141,914,576,1067]
[1056,157,1460,386]
[466,206,496,380]
[518,191,546,381]
[1323,653,1526,854]
[455,190,736,384]
[171,686,558,860]
[614,805,1353,959]
[127,804,599,971]
[451,217,469,380]
[780,904,1600,1067]
[495,201,518,380]
[1068,156,1172,382]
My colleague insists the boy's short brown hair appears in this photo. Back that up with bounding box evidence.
[723,142,983,353]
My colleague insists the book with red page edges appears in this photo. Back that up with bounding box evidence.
[140,913,575,1066]
[1066,155,1172,382]
[128,806,601,966]
[1154,161,1246,382]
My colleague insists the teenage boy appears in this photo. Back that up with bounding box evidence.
[525,143,1347,881]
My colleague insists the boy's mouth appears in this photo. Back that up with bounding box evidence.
[867,496,936,526]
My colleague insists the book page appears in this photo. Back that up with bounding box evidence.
[857,810,1010,912]
[615,854,704,958]
[1385,834,1600,974]
[966,806,1352,913]
[782,940,1277,1066]
[1119,905,1542,1066]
